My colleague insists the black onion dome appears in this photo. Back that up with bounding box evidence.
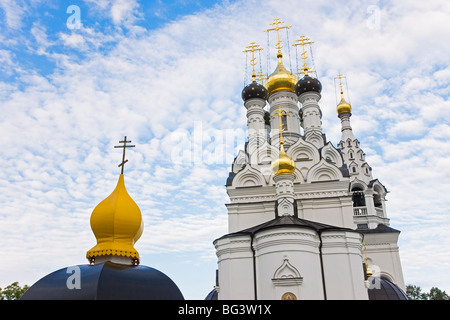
[20,262,184,300]
[242,81,268,101]
[295,75,322,95]
[368,278,408,300]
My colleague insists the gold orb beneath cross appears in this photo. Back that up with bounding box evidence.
[271,149,296,176]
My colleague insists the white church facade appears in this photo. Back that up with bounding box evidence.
[210,19,406,300]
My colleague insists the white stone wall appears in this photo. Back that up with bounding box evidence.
[321,231,368,300]
[253,227,324,300]
[363,232,406,291]
[214,235,255,300]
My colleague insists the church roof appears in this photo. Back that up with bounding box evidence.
[368,278,408,300]
[20,261,184,300]
[216,215,357,241]
[358,223,400,234]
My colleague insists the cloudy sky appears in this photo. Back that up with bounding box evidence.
[0,0,449,299]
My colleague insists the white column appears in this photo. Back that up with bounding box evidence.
[298,92,324,148]
[338,112,356,144]
[244,98,266,155]
[274,174,296,217]
[268,91,301,149]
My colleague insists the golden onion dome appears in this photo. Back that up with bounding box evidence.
[271,143,296,176]
[265,54,298,97]
[87,174,143,264]
[337,95,352,115]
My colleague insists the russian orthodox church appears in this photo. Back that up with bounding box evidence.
[19,18,407,301]
[21,137,184,300]
[210,19,407,300]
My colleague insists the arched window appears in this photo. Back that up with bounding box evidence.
[373,193,382,207]
[281,115,288,132]
[373,185,384,208]
[351,186,366,207]
[349,149,355,159]
[359,150,365,160]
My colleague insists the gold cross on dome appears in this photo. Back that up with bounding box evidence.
[243,42,264,81]
[271,106,288,144]
[293,35,314,75]
[264,17,291,54]
[114,136,135,174]
[335,73,346,95]
[256,70,266,83]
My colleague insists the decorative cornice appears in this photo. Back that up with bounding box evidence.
[272,277,303,286]
[228,189,349,204]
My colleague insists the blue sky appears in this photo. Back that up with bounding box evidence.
[1,0,450,299]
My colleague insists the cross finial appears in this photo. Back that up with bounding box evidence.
[335,73,346,96]
[243,42,264,81]
[293,35,314,75]
[114,136,135,174]
[264,17,291,57]
[256,70,266,83]
[271,106,287,146]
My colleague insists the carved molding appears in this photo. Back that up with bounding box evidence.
[272,256,303,286]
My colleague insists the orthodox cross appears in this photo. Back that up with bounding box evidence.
[264,18,291,55]
[335,73,346,91]
[256,70,266,83]
[271,106,288,145]
[335,73,347,97]
[114,136,135,174]
[243,42,264,81]
[293,35,314,75]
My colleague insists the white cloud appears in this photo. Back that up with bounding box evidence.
[110,0,140,25]
[387,119,427,138]
[1,0,450,298]
[82,0,141,27]
[60,33,86,49]
[0,0,25,29]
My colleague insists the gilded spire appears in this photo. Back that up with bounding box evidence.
[87,137,143,265]
[264,18,298,97]
[271,107,296,176]
[363,243,373,277]
[335,73,352,115]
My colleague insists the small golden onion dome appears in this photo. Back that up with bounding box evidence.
[271,144,296,176]
[337,95,352,115]
[265,54,298,97]
[87,174,143,263]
